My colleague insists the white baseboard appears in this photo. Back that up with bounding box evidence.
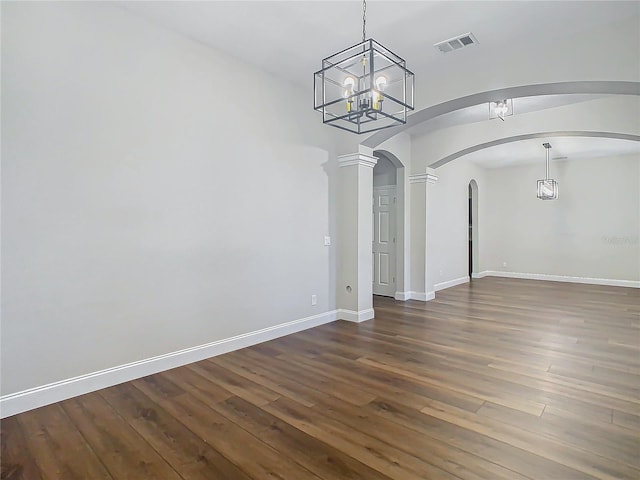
[338,308,375,323]
[482,271,640,288]
[472,271,489,279]
[407,291,435,302]
[394,291,409,301]
[0,309,339,419]
[434,276,470,292]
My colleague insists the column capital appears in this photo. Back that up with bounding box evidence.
[338,153,378,168]
[409,171,438,184]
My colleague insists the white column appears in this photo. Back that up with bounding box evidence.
[336,148,377,322]
[408,169,438,301]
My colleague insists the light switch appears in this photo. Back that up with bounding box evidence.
[324,236,331,246]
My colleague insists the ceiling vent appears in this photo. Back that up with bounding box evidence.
[434,32,479,54]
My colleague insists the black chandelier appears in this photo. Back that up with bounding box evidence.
[314,0,415,134]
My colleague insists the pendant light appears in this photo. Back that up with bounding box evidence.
[313,0,415,134]
[489,99,513,121]
[537,142,559,200]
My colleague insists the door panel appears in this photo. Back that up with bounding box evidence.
[373,186,396,297]
[379,212,390,243]
[379,253,390,285]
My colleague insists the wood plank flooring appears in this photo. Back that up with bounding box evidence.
[2,277,639,479]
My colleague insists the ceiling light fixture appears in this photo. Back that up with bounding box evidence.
[489,99,513,121]
[537,142,559,200]
[314,0,415,134]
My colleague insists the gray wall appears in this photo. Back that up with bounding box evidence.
[483,154,639,281]
[1,2,340,395]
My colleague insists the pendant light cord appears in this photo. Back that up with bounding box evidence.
[362,0,367,42]
[543,143,551,180]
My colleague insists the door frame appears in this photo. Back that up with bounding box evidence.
[372,150,406,299]
[373,185,397,297]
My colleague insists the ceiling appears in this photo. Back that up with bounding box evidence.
[464,136,640,169]
[118,1,640,168]
[119,1,638,89]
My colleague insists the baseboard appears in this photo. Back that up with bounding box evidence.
[338,308,375,323]
[434,276,470,292]
[0,309,339,419]
[407,291,435,302]
[472,271,489,279]
[394,291,409,301]
[483,271,640,288]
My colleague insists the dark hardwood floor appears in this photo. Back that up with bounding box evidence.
[2,277,639,479]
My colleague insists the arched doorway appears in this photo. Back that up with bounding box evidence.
[468,179,479,278]
[372,150,406,299]
[373,155,397,297]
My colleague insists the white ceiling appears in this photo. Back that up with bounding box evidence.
[119,1,638,89]
[118,1,639,168]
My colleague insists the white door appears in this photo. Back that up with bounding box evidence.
[373,186,396,297]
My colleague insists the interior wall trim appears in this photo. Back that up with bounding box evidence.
[337,308,375,323]
[0,309,339,418]
[407,291,436,301]
[479,271,639,288]
[434,276,470,291]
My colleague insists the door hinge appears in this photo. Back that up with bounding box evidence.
[393,277,396,283]
[393,237,396,243]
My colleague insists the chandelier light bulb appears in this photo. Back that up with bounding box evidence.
[343,77,355,97]
[372,76,386,110]
[375,76,387,90]
[343,77,356,111]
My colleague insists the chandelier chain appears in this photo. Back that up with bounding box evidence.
[362,0,367,42]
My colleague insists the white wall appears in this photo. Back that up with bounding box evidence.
[483,154,640,282]
[1,2,342,397]
[425,160,486,293]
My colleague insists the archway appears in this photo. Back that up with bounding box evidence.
[362,81,640,149]
[468,179,479,278]
[373,150,407,300]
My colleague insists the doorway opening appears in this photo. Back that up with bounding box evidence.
[468,179,479,278]
[469,185,472,277]
[373,155,397,298]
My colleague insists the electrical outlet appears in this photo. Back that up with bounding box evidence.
[503,262,507,268]
[311,295,317,306]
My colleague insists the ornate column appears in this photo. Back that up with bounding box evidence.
[408,169,438,301]
[336,147,377,322]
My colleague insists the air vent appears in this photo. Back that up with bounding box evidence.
[434,32,479,54]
